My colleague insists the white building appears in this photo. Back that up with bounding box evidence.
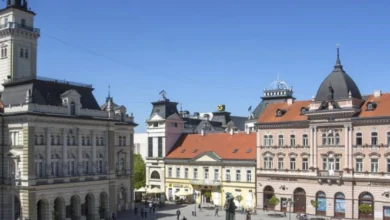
[0,1,137,219]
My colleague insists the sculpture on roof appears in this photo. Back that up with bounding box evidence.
[328,84,334,101]
[159,90,167,100]
[224,192,236,220]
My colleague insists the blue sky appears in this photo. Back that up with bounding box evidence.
[14,1,390,131]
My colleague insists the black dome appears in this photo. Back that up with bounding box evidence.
[315,49,361,101]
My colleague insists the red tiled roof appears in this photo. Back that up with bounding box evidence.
[257,100,310,123]
[166,132,256,160]
[359,93,390,118]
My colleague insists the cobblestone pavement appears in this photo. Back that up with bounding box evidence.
[117,203,330,220]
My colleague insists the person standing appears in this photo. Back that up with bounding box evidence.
[176,208,181,220]
[215,206,219,216]
[149,202,153,213]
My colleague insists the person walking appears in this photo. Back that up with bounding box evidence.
[149,202,153,213]
[198,203,202,212]
[176,209,181,220]
[214,206,219,216]
[134,206,138,216]
[141,207,144,219]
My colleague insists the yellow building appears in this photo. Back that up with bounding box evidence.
[164,132,256,209]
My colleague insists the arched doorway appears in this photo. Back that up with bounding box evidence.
[37,199,49,220]
[359,192,374,219]
[315,191,326,216]
[263,186,275,209]
[293,188,306,213]
[99,192,109,219]
[85,193,95,220]
[14,195,21,220]
[69,195,81,219]
[334,192,345,218]
[54,197,66,220]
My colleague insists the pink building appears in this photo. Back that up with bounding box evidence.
[256,48,390,220]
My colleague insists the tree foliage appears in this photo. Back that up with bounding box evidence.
[359,204,372,214]
[235,195,243,202]
[311,200,319,208]
[134,154,146,189]
[268,196,280,206]
[204,191,212,198]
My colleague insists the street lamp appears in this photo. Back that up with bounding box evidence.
[193,191,198,216]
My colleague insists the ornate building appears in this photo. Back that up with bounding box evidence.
[0,1,137,219]
[256,47,390,219]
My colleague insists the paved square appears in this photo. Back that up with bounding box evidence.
[117,203,323,220]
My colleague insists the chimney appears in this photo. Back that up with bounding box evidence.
[374,90,381,98]
[287,98,294,105]
[229,128,234,135]
[246,128,250,135]
[201,128,205,136]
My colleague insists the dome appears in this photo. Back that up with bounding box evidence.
[315,48,361,101]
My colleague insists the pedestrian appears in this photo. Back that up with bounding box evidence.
[149,202,152,213]
[215,206,219,216]
[134,206,138,216]
[153,204,156,213]
[265,204,268,212]
[141,207,144,219]
[145,207,148,218]
[198,203,202,212]
[112,212,116,220]
[283,212,286,217]
[176,208,181,220]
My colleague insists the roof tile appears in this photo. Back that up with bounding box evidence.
[257,100,310,123]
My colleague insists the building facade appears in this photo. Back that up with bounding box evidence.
[0,2,137,220]
[256,48,390,220]
[165,132,256,209]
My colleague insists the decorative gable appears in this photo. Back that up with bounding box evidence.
[149,113,164,122]
[60,89,82,115]
[192,152,221,162]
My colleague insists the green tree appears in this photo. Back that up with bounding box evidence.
[235,195,243,209]
[359,204,372,214]
[268,196,280,213]
[134,154,146,189]
[311,200,320,218]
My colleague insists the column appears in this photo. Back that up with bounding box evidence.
[348,126,353,168]
[256,131,262,169]
[77,129,83,175]
[309,126,313,168]
[313,126,317,168]
[46,128,52,177]
[22,125,35,181]
[62,128,68,175]
[92,130,97,174]
[344,125,349,169]
[108,129,116,175]
[109,181,117,215]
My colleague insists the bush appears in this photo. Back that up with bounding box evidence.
[359,204,372,214]
[268,196,280,206]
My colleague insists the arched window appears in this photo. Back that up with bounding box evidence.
[322,133,327,145]
[67,154,76,175]
[122,136,126,146]
[290,134,296,146]
[56,135,61,145]
[278,135,284,146]
[34,135,38,145]
[356,132,362,146]
[263,135,268,146]
[97,154,104,174]
[20,48,24,57]
[302,134,308,146]
[268,135,273,146]
[51,154,60,177]
[335,133,340,145]
[70,102,76,115]
[334,192,345,218]
[119,187,125,200]
[118,136,122,146]
[120,157,125,171]
[50,135,55,145]
[83,154,90,174]
[35,154,44,178]
[72,136,76,146]
[100,137,104,146]
[151,171,160,179]
[96,137,100,146]
[328,133,334,145]
[371,132,378,146]
[39,135,44,145]
[315,191,326,216]
[359,192,374,219]
[86,137,90,146]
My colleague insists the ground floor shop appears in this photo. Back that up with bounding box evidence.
[257,176,390,220]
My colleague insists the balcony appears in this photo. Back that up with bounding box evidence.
[0,22,40,34]
[317,170,343,178]
[190,179,221,186]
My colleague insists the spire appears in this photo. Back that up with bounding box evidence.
[335,43,343,69]
[108,85,111,98]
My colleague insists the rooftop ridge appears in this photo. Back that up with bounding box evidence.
[4,76,93,88]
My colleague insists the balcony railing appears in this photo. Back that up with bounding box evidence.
[317,170,343,178]
[190,179,221,186]
[0,22,40,34]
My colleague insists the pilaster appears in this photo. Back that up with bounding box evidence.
[313,126,317,168]
[77,129,83,174]
[309,126,314,168]
[344,125,349,169]
[109,181,117,215]
[62,128,68,175]
[92,130,97,174]
[21,125,35,183]
[348,126,353,168]
[45,128,52,177]
[20,189,36,220]
[108,129,116,175]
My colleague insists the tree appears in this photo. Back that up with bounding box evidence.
[311,200,319,218]
[235,195,243,209]
[268,196,280,213]
[359,204,372,216]
[133,154,146,189]
[203,191,212,207]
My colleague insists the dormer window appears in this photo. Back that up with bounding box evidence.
[70,102,76,115]
[276,109,286,117]
[366,102,376,111]
[300,107,308,115]
[153,122,158,127]
[21,19,26,27]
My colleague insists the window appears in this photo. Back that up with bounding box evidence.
[356,132,362,146]
[50,135,54,145]
[1,47,7,58]
[264,135,273,146]
[20,48,24,58]
[322,133,327,145]
[371,158,379,172]
[335,133,340,145]
[35,154,44,178]
[371,132,378,146]
[290,158,296,170]
[97,155,104,174]
[148,137,153,157]
[204,167,209,179]
[82,136,85,146]
[119,157,125,171]
[158,137,163,157]
[51,154,60,177]
[246,170,252,182]
[226,169,231,181]
[302,134,308,146]
[21,19,26,27]
[263,135,268,146]
[153,122,158,127]
[86,137,90,146]
[268,135,273,146]
[387,159,390,173]
[336,158,340,170]
[24,49,28,58]
[83,154,90,174]
[387,132,390,147]
[9,132,20,146]
[367,103,374,110]
[34,135,38,145]
[67,136,70,145]
[214,169,219,180]
[184,168,189,179]
[168,167,172,177]
[236,170,241,181]
[278,135,284,146]
[122,136,126,146]
[328,133,334,145]
[68,154,76,175]
[4,17,8,25]
[118,136,122,146]
[193,168,198,179]
[290,134,296,146]
[176,167,180,178]
[70,102,76,115]
[100,137,104,146]
[56,135,61,145]
[356,158,363,172]
[151,171,160,179]
[278,157,284,170]
[302,158,308,170]
[264,157,273,169]
[72,136,76,146]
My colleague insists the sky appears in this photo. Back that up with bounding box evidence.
[11,1,390,131]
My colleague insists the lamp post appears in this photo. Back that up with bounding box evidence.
[193,191,198,216]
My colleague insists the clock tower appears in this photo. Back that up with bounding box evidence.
[0,0,40,90]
